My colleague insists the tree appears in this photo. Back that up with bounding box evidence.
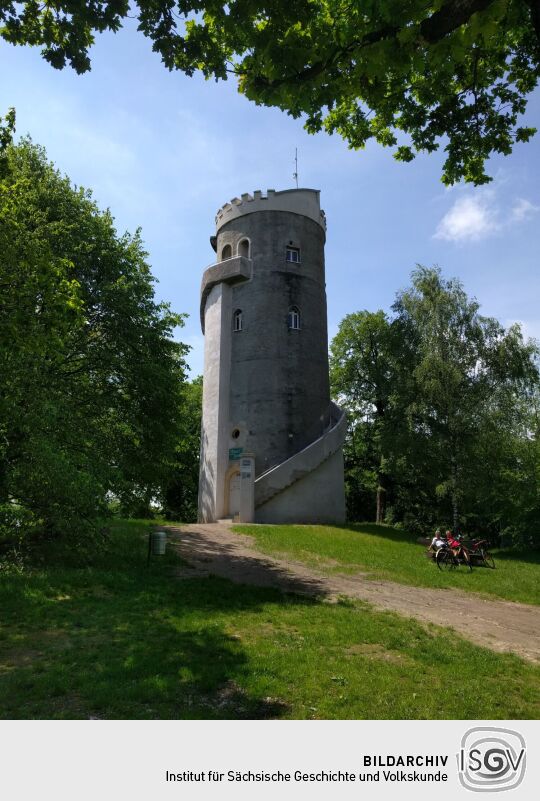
[0,107,15,175]
[393,266,538,531]
[330,310,400,523]
[330,267,539,536]
[161,375,202,522]
[0,138,188,543]
[467,383,540,545]
[1,1,539,184]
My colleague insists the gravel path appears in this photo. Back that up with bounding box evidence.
[165,523,540,663]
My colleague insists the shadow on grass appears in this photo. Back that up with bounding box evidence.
[0,526,312,720]
[493,549,540,566]
[335,522,421,545]
[337,523,540,563]
[166,524,337,597]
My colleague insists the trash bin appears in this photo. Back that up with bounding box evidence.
[150,530,167,555]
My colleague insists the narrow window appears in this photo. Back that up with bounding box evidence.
[288,306,300,330]
[233,309,243,332]
[221,243,232,260]
[238,239,250,258]
[286,246,300,263]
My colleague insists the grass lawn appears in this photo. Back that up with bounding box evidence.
[233,523,540,606]
[1,519,539,719]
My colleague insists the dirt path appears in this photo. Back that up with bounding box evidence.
[165,523,540,663]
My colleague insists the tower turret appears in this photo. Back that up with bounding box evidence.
[198,189,346,524]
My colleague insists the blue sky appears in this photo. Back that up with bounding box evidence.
[2,22,539,377]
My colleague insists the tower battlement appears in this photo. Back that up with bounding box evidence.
[215,188,326,234]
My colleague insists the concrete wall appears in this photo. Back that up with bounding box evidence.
[198,282,232,522]
[255,448,346,524]
[220,210,330,477]
[254,401,346,505]
[200,255,251,332]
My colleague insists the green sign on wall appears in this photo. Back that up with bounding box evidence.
[229,447,243,461]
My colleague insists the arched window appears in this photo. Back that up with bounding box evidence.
[233,309,243,332]
[221,243,232,260]
[288,306,301,330]
[238,239,250,258]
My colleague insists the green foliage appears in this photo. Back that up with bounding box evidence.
[2,3,540,183]
[161,375,202,522]
[0,107,15,175]
[470,386,540,546]
[330,267,540,543]
[0,139,188,545]
[330,310,401,523]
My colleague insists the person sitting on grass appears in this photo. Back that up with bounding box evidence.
[429,529,447,553]
[446,530,462,555]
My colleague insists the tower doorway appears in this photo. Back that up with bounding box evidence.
[228,470,241,517]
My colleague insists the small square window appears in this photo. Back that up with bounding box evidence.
[286,247,300,263]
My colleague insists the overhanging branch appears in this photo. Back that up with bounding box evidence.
[250,0,502,90]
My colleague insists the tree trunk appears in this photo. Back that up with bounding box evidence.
[450,450,459,533]
[376,485,386,524]
[376,455,387,524]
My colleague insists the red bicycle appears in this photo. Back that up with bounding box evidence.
[467,538,496,569]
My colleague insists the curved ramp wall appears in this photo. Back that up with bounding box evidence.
[254,402,347,523]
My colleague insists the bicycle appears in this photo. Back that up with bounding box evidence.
[468,538,496,569]
[436,542,473,572]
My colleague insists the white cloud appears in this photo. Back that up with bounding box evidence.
[434,195,497,242]
[510,198,540,223]
[434,192,540,243]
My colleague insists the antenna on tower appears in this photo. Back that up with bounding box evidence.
[293,148,298,188]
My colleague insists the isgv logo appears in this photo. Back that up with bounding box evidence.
[458,727,526,792]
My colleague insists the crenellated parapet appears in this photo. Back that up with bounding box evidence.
[215,188,327,234]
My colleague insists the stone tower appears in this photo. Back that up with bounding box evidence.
[198,188,346,524]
